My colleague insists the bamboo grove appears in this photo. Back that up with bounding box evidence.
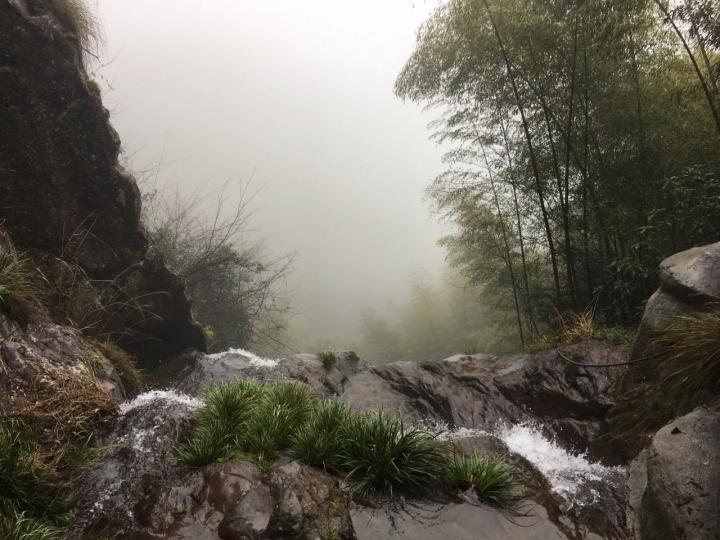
[396,0,720,345]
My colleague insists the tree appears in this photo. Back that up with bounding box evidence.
[143,183,291,353]
[397,0,720,329]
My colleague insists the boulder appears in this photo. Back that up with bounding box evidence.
[639,405,720,540]
[632,242,720,360]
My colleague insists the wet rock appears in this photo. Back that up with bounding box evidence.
[350,499,568,540]
[639,404,720,540]
[149,349,367,397]
[341,343,627,457]
[266,461,354,539]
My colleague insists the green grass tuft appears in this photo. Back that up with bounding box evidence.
[0,423,70,538]
[0,499,62,540]
[290,400,350,469]
[339,411,449,496]
[176,381,523,501]
[318,350,337,370]
[446,453,519,505]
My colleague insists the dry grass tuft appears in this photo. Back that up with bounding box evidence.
[92,339,142,395]
[49,0,101,63]
[524,309,634,353]
[11,367,115,465]
[0,245,45,322]
[651,310,720,400]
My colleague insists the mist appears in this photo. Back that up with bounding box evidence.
[94,0,448,350]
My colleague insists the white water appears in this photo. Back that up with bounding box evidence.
[442,422,622,506]
[118,389,203,415]
[119,349,621,508]
[207,347,279,368]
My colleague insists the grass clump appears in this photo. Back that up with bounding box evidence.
[92,339,142,395]
[290,400,350,469]
[0,423,69,539]
[446,453,519,505]
[339,412,448,496]
[652,311,720,400]
[49,0,101,61]
[175,380,267,466]
[0,247,45,318]
[318,350,337,370]
[177,380,522,502]
[240,382,316,467]
[524,309,634,353]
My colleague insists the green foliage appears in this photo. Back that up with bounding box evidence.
[339,411,449,496]
[178,381,524,500]
[290,400,350,469]
[445,453,519,505]
[396,0,720,340]
[318,350,337,370]
[174,422,228,467]
[143,185,290,354]
[0,423,69,538]
[240,382,315,466]
[652,311,720,400]
[0,499,62,540]
[176,380,267,466]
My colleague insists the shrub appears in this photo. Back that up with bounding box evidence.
[445,453,518,505]
[652,311,720,399]
[318,350,337,370]
[339,411,449,496]
[290,400,350,469]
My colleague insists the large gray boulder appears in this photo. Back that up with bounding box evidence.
[632,242,720,360]
[639,405,720,539]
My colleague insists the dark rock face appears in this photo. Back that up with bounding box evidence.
[632,241,720,360]
[0,1,204,367]
[639,405,720,540]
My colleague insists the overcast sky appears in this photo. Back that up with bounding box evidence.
[94,0,447,344]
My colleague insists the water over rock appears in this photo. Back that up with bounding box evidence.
[76,341,635,539]
[149,349,367,397]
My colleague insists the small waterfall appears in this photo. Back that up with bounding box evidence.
[118,389,204,415]
[207,348,279,368]
[443,423,623,507]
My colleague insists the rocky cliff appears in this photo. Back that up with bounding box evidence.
[0,0,204,367]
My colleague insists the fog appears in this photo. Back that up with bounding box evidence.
[94,0,447,348]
